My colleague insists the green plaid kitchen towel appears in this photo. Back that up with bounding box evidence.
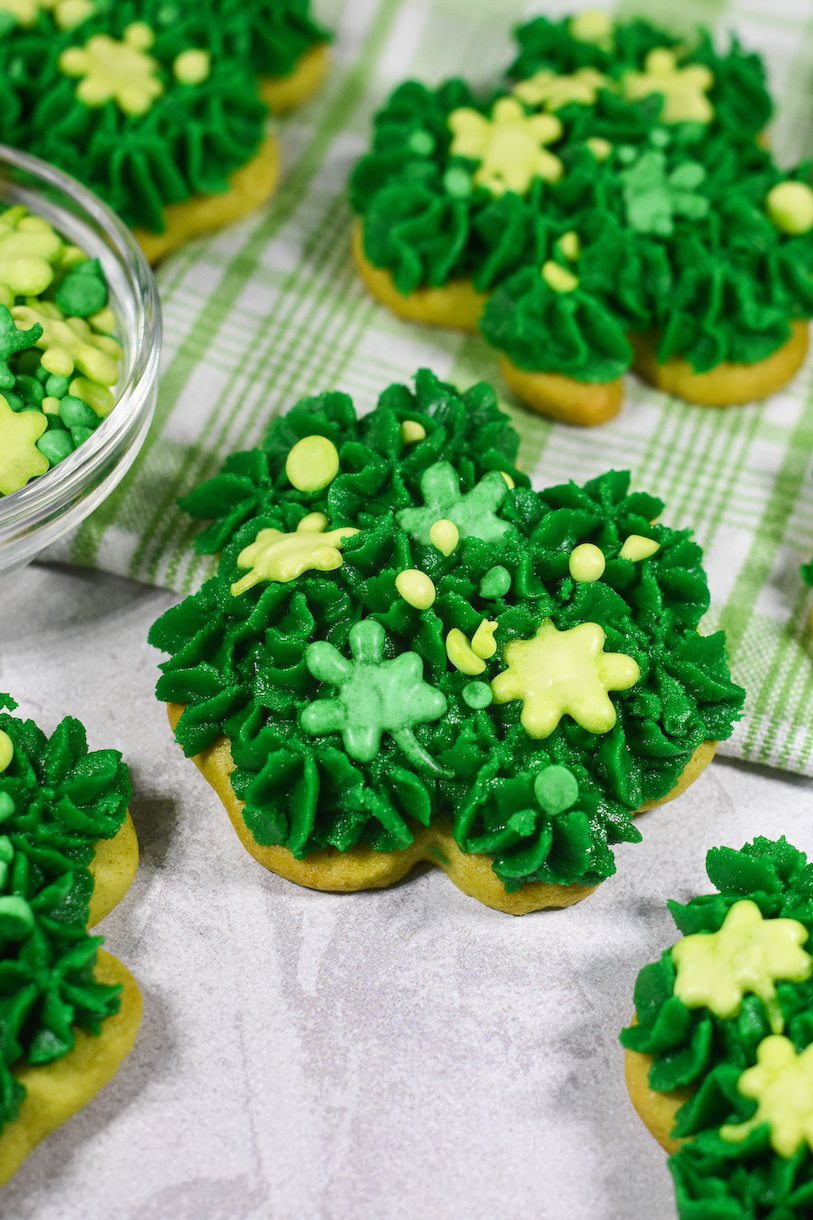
[44,0,813,774]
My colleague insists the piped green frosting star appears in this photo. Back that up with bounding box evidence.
[672,898,812,1033]
[301,619,451,777]
[0,304,41,390]
[396,462,514,546]
[0,394,48,495]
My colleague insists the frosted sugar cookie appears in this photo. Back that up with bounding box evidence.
[0,0,330,262]
[351,12,813,424]
[622,836,813,1216]
[0,695,140,1185]
[150,369,744,914]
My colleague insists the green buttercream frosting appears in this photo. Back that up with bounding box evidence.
[621,836,813,1218]
[0,0,329,233]
[149,369,744,892]
[0,693,131,1137]
[351,14,813,380]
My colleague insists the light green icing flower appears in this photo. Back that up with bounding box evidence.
[59,22,163,117]
[396,462,513,546]
[672,899,812,1033]
[569,9,613,49]
[301,619,451,777]
[490,618,640,739]
[721,1035,813,1157]
[447,97,564,196]
[619,148,709,236]
[622,48,714,125]
[0,0,92,27]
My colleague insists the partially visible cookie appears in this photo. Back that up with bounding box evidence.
[621,836,813,1215]
[0,697,141,1186]
[0,0,330,261]
[351,12,813,424]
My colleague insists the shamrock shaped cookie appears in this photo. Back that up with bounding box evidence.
[0,0,331,261]
[351,12,813,424]
[150,369,744,914]
[622,836,813,1218]
[0,695,141,1185]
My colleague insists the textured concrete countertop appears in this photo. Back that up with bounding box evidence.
[1,562,811,1220]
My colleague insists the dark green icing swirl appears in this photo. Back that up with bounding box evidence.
[149,370,744,893]
[351,13,813,381]
[0,694,131,1137]
[0,0,329,233]
[620,836,813,1219]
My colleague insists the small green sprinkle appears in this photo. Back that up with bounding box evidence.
[462,681,493,709]
[534,766,579,816]
[45,374,70,398]
[35,364,50,384]
[4,391,24,412]
[37,430,74,466]
[70,424,95,447]
[479,565,511,598]
[55,258,108,318]
[408,129,435,156]
[0,794,14,824]
[444,167,472,197]
[16,374,44,405]
[59,394,98,429]
[0,895,34,941]
[0,835,12,863]
[45,414,67,431]
[617,145,637,164]
[650,128,670,148]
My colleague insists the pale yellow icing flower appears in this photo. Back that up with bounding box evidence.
[231,513,359,596]
[569,9,613,49]
[0,0,91,27]
[672,899,811,1033]
[59,22,163,117]
[721,1036,813,1157]
[514,67,612,112]
[622,48,714,125]
[0,394,48,496]
[448,97,564,197]
[490,618,639,738]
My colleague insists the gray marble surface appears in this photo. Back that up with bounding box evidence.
[0,562,811,1220]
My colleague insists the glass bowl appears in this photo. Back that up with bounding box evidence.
[0,145,161,574]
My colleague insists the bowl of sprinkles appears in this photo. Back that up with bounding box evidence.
[0,144,160,573]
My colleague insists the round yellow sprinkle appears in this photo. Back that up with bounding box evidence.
[569,543,606,583]
[395,569,436,610]
[400,419,426,444]
[558,231,580,261]
[0,730,12,773]
[285,435,340,493]
[70,376,115,417]
[499,471,515,489]
[173,49,211,85]
[429,519,459,556]
[766,182,813,235]
[471,619,498,659]
[587,137,612,162]
[620,534,660,562]
[542,261,579,293]
[42,396,61,416]
[446,628,486,675]
[570,9,613,45]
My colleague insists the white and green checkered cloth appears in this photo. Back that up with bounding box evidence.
[45,0,813,775]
